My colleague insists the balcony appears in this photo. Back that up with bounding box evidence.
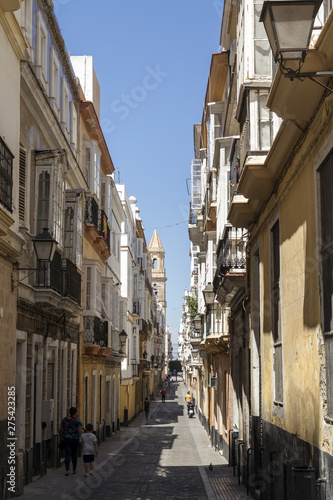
[133,300,141,316]
[140,359,151,372]
[85,196,111,260]
[34,252,82,312]
[202,333,230,355]
[214,226,247,306]
[190,330,202,349]
[83,316,108,347]
[188,203,204,245]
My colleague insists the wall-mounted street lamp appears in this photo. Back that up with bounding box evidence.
[12,228,58,289]
[260,0,333,92]
[202,283,215,306]
[119,329,128,352]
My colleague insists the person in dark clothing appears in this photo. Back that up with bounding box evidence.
[161,389,166,402]
[59,407,82,475]
[144,398,150,419]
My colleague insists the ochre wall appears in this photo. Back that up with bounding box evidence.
[259,132,322,448]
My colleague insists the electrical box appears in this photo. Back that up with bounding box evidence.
[42,399,54,422]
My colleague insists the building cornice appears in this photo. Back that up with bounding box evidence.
[40,0,80,102]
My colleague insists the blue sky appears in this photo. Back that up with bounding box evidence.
[56,0,223,351]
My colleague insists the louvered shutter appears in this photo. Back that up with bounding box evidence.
[19,148,26,223]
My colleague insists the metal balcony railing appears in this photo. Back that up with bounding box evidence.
[83,316,108,345]
[85,196,99,230]
[214,226,247,290]
[63,258,82,305]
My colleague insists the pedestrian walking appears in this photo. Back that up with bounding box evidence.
[144,398,150,419]
[161,388,166,402]
[59,407,82,476]
[80,424,98,477]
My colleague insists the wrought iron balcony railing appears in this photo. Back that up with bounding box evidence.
[85,196,99,230]
[36,251,81,306]
[63,258,82,305]
[83,316,108,346]
[214,226,247,290]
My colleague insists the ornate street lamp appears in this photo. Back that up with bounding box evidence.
[202,283,215,305]
[260,0,333,91]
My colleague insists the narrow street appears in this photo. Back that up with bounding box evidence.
[18,381,250,500]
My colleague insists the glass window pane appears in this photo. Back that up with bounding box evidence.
[254,40,271,75]
[254,3,266,38]
[37,171,50,234]
[260,121,271,150]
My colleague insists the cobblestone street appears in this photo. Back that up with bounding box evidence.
[18,381,250,500]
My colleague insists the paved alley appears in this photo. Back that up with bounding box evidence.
[18,381,250,500]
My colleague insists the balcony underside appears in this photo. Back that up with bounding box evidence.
[204,202,217,232]
[201,334,230,355]
[188,217,204,245]
[190,338,201,349]
[215,272,246,306]
[85,224,110,260]
[238,155,273,200]
[228,195,261,229]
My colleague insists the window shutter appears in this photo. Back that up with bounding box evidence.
[19,148,26,223]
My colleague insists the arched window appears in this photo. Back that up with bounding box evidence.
[153,258,157,269]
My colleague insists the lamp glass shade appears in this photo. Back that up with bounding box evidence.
[260,0,320,62]
[202,283,215,305]
[32,228,58,262]
[193,314,202,330]
[119,329,128,346]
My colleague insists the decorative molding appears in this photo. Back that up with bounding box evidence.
[40,0,80,102]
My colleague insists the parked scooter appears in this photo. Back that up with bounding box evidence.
[187,401,195,418]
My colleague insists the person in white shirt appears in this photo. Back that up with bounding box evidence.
[80,424,98,477]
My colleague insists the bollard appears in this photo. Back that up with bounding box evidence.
[124,407,128,427]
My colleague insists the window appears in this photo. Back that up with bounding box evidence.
[61,77,70,138]
[64,205,74,262]
[70,102,78,156]
[0,137,13,212]
[86,267,91,311]
[35,153,65,246]
[253,0,272,76]
[257,90,272,150]
[319,149,333,418]
[15,0,33,51]
[270,219,283,405]
[84,263,102,316]
[84,141,101,199]
[49,47,60,116]
[36,171,50,232]
[214,113,223,139]
[35,11,48,89]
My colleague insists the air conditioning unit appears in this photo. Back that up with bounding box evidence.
[209,375,217,388]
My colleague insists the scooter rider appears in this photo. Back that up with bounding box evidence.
[185,391,191,403]
[185,391,192,414]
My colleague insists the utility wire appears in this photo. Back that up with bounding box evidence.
[145,220,188,230]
